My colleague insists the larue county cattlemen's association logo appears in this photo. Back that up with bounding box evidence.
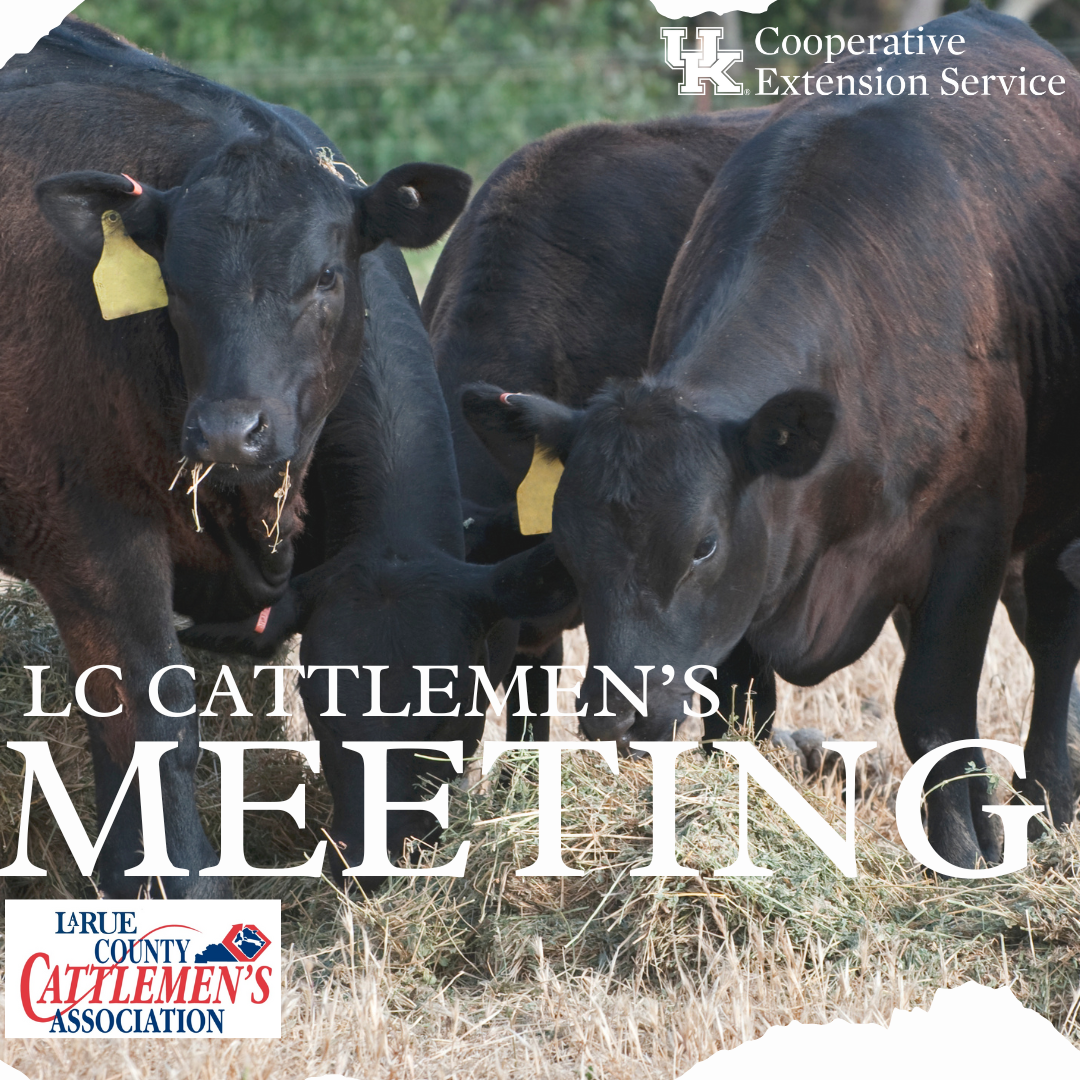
[661,27,744,95]
[5,900,280,1038]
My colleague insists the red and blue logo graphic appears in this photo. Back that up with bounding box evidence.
[194,924,271,964]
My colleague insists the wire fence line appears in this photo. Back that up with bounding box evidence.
[189,48,684,179]
[195,36,1079,90]
[189,38,1079,181]
[194,48,668,88]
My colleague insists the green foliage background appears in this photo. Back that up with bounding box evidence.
[75,0,1079,184]
[75,0,691,181]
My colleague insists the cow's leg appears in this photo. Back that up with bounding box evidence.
[700,638,776,746]
[310,728,370,888]
[84,715,144,895]
[1012,540,1080,833]
[891,606,911,652]
[313,723,481,893]
[505,639,560,742]
[893,518,1009,870]
[313,731,424,892]
[34,524,225,899]
[999,555,1028,642]
[1070,682,1080,805]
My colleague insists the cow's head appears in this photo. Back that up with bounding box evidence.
[179,540,575,890]
[36,140,470,479]
[461,379,836,746]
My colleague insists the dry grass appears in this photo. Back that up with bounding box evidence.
[0,579,1078,1079]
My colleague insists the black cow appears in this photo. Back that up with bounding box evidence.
[181,246,574,892]
[0,18,468,897]
[423,108,772,735]
[184,110,786,885]
[463,6,1080,870]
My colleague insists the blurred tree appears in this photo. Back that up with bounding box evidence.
[76,0,694,179]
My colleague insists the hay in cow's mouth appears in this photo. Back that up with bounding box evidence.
[186,461,215,532]
[169,457,292,546]
[261,459,292,554]
[168,456,216,533]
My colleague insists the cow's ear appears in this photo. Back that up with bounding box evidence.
[36,171,174,262]
[461,383,582,488]
[729,389,836,480]
[353,162,471,251]
[488,542,579,622]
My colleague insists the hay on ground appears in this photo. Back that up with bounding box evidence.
[0,579,1077,1079]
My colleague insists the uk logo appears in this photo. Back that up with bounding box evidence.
[661,27,743,95]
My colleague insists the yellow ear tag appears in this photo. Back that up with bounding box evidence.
[516,440,564,535]
[92,209,168,320]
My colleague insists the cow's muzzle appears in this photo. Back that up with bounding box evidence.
[183,398,285,465]
[578,711,637,746]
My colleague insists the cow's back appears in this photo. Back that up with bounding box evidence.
[424,107,771,509]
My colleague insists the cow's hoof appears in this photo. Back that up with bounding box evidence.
[924,830,988,876]
[768,728,802,772]
[790,727,828,775]
[1010,775,1073,840]
[782,727,873,797]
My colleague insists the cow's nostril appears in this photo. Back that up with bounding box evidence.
[244,414,269,444]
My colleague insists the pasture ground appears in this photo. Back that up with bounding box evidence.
[0,579,1077,1078]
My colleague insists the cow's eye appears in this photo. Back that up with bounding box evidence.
[317,267,337,290]
[693,536,717,564]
